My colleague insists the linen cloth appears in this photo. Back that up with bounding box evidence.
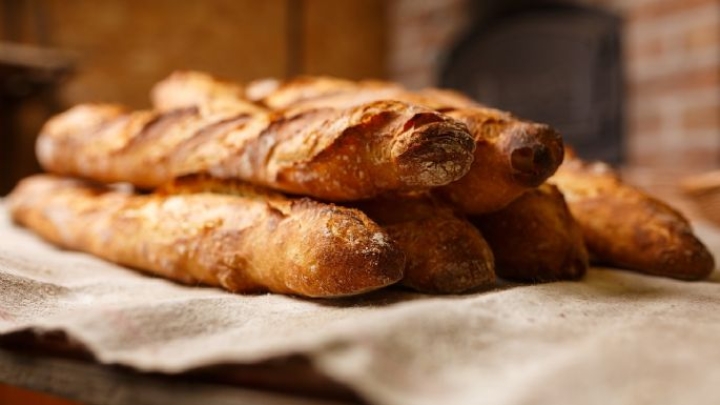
[2,204,719,405]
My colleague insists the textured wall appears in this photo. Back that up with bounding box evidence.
[387,0,471,89]
[0,0,387,194]
[2,0,387,108]
[388,0,720,172]
[616,0,720,171]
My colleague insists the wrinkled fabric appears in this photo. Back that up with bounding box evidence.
[2,204,719,405]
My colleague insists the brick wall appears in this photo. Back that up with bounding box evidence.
[618,0,720,172]
[388,0,720,173]
[387,0,472,89]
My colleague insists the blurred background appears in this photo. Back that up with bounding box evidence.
[0,0,719,195]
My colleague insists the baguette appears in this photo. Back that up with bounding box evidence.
[166,176,496,294]
[256,77,478,111]
[549,155,715,280]
[472,184,588,282]
[151,70,265,114]
[281,88,565,213]
[8,174,405,297]
[439,108,563,213]
[257,76,402,110]
[36,99,476,200]
[286,87,564,214]
[244,77,281,103]
[353,195,496,293]
[268,84,482,113]
[151,72,563,213]
[253,75,564,213]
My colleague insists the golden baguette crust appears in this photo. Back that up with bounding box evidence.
[353,195,496,293]
[245,78,281,102]
[151,70,265,114]
[277,86,482,113]
[8,174,405,297]
[414,88,484,110]
[260,76,402,110]
[473,184,588,282]
[439,109,563,213]
[258,76,478,112]
[281,87,564,213]
[166,176,496,294]
[550,158,715,280]
[190,73,563,213]
[37,100,476,200]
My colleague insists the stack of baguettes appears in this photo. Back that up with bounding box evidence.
[7,71,715,298]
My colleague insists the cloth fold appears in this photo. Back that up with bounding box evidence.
[2,204,720,405]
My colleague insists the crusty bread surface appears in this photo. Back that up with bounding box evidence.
[550,157,715,280]
[8,174,406,297]
[37,99,476,201]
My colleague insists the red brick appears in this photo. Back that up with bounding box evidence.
[628,149,666,168]
[629,112,663,134]
[391,66,438,88]
[626,36,666,61]
[627,0,719,20]
[630,65,720,96]
[682,23,720,52]
[629,147,719,171]
[673,148,720,169]
[682,103,720,130]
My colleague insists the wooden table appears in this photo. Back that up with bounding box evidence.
[0,346,356,405]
